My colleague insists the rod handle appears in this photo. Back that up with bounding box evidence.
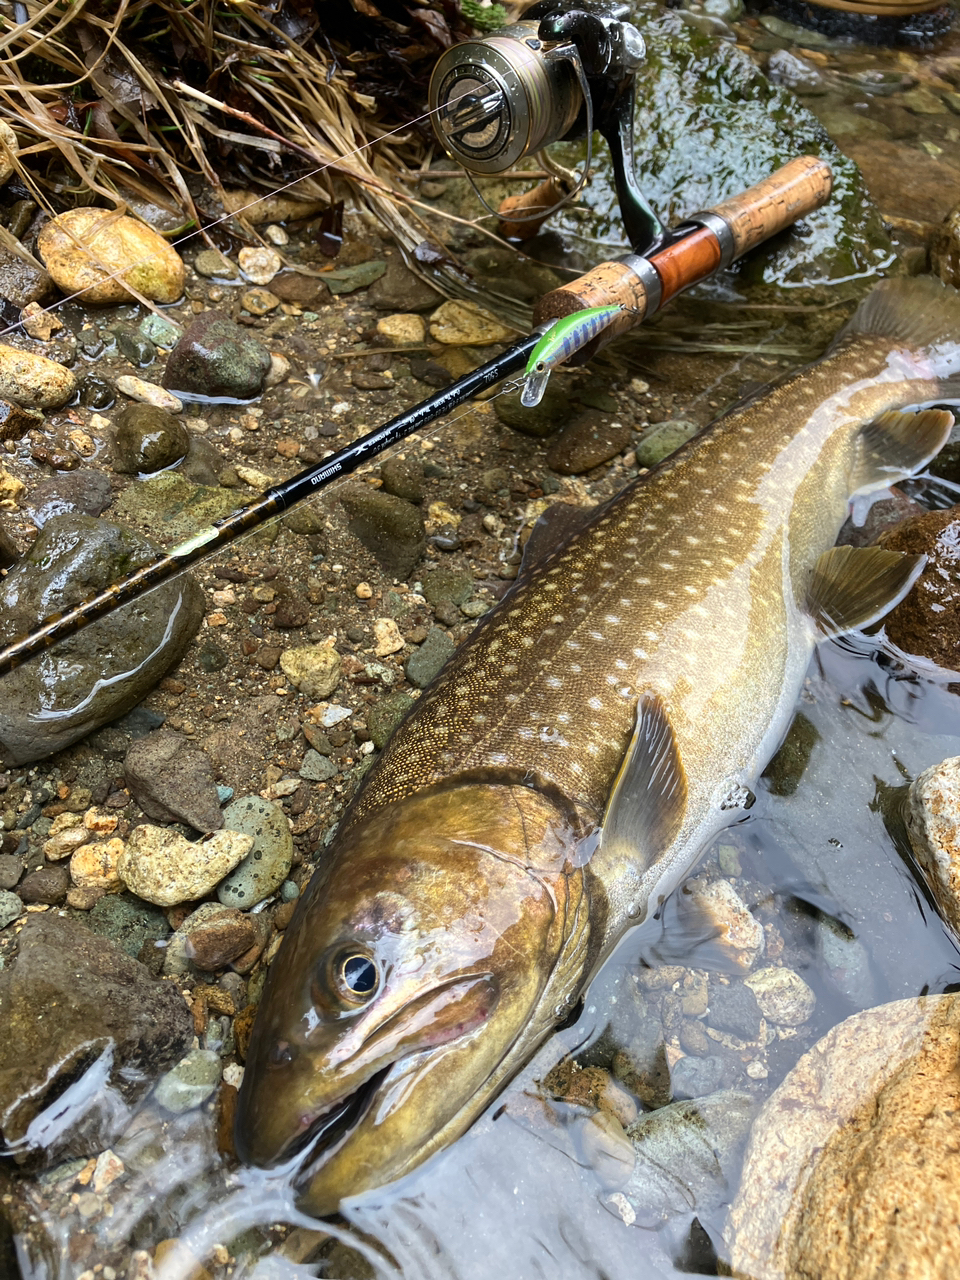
[533,155,834,348]
[498,177,570,241]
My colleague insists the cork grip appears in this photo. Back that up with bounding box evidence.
[707,155,833,259]
[498,177,569,242]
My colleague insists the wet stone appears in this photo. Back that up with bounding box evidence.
[421,567,474,607]
[21,469,113,529]
[878,506,960,669]
[707,979,763,1041]
[0,515,204,767]
[339,484,425,580]
[269,271,330,307]
[670,1053,734,1100]
[17,864,70,905]
[162,312,272,401]
[176,902,256,971]
[379,455,424,504]
[123,729,224,832]
[635,420,699,467]
[114,327,157,367]
[217,795,293,909]
[494,384,573,438]
[153,1048,222,1114]
[405,626,454,689]
[368,256,443,312]
[0,913,192,1166]
[0,853,22,890]
[546,412,632,476]
[0,517,15,570]
[837,488,925,548]
[194,249,239,279]
[367,690,414,749]
[280,640,341,700]
[612,1010,671,1109]
[905,756,960,938]
[0,248,54,308]
[85,894,170,959]
[299,750,337,782]
[0,889,23,928]
[119,825,253,907]
[0,344,76,409]
[744,966,816,1026]
[112,404,189,475]
[0,398,42,441]
[37,209,185,306]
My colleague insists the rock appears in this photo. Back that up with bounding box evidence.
[299,750,337,783]
[744,966,816,1027]
[123,729,224,832]
[932,203,960,288]
[217,795,293,909]
[375,313,426,346]
[877,506,960,669]
[0,516,15,570]
[727,995,960,1280]
[0,516,204,766]
[405,626,454,689]
[0,398,42,442]
[240,286,279,316]
[0,890,23,928]
[268,272,329,308]
[379,455,424,504]
[17,864,70,905]
[429,300,514,346]
[707,979,763,1040]
[84,893,169,959]
[494,384,573,438]
[765,49,825,95]
[905,756,960,937]
[153,1048,222,1114]
[546,412,632,475]
[322,260,386,296]
[369,255,443,312]
[837,487,925,548]
[112,404,189,475]
[36,209,185,305]
[0,467,24,505]
[635,420,699,467]
[670,1053,733,1100]
[138,312,182,349]
[118,824,254,906]
[114,324,157,367]
[681,877,765,971]
[162,313,272,401]
[194,249,238,279]
[421,568,474,607]
[279,640,341,700]
[70,838,124,893]
[0,854,23,890]
[0,247,54,308]
[111,471,242,545]
[339,484,425,580]
[0,913,191,1165]
[238,246,281,285]
[21,469,112,528]
[611,1009,671,1109]
[372,617,404,657]
[367,690,414,749]
[0,344,76,409]
[114,375,182,412]
[170,901,257,971]
[613,1091,756,1227]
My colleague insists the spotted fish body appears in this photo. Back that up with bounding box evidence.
[236,277,960,1215]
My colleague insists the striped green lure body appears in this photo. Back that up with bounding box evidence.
[521,304,625,407]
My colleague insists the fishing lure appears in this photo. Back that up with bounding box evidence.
[521,303,627,407]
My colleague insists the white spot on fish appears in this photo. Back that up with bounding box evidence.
[588,697,603,710]
[545,675,563,688]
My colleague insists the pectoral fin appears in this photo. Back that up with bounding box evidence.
[850,409,954,494]
[806,545,926,638]
[601,693,687,869]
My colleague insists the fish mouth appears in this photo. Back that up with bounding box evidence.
[287,1066,391,1180]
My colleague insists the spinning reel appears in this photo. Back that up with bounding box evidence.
[428,0,665,253]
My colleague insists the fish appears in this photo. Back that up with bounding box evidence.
[235,275,960,1216]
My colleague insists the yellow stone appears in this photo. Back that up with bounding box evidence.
[37,208,185,305]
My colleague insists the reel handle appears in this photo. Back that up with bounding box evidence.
[533,155,833,358]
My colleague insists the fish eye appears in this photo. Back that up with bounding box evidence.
[333,951,379,1004]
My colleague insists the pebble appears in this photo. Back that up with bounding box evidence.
[0,853,23,889]
[138,312,182,349]
[682,878,765,970]
[634,419,699,467]
[744,966,816,1026]
[931,202,960,288]
[0,466,25,503]
[0,515,204,766]
[194,249,239,279]
[372,617,404,656]
[546,412,632,475]
[905,755,960,936]
[18,864,69,904]
[878,506,960,668]
[115,375,183,412]
[118,825,254,906]
[0,914,191,1162]
[0,888,23,927]
[279,639,341,699]
[123,729,224,831]
[670,1054,731,1100]
[0,398,43,441]
[369,255,443,312]
[380,454,424,504]
[37,209,185,305]
[170,901,257,971]
[112,404,190,474]
[70,837,125,893]
[421,567,473,606]
[0,248,53,309]
[405,626,454,689]
[707,979,764,1041]
[339,484,425,580]
[217,795,293,909]
[429,300,514,346]
[367,690,414,749]
[728,995,960,1280]
[22,469,113,528]
[0,344,77,409]
[238,246,282,285]
[20,301,62,341]
[153,1048,222,1114]
[85,894,170,958]
[376,313,426,346]
[240,286,279,315]
[43,811,89,861]
[162,313,272,401]
[299,750,337,782]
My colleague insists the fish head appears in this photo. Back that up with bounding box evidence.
[234,779,584,1214]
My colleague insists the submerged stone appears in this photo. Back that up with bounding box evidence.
[0,515,204,766]
[877,506,960,669]
[112,403,190,475]
[339,485,425,580]
[162,312,272,401]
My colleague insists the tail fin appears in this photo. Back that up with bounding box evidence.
[832,275,960,394]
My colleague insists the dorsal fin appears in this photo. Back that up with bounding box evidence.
[830,277,960,386]
[850,409,954,495]
[806,545,926,639]
[600,693,687,870]
[519,502,596,580]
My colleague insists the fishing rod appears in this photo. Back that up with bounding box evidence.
[0,0,833,677]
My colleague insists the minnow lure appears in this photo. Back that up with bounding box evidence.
[521,304,627,407]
